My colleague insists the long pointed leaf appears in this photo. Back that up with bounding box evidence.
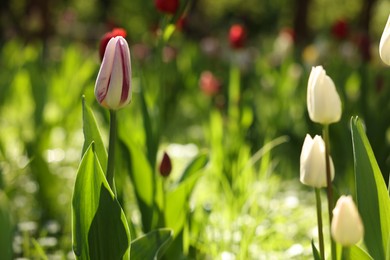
[0,191,12,260]
[119,137,154,233]
[72,143,130,259]
[130,229,173,260]
[349,245,373,260]
[82,97,107,171]
[350,117,390,260]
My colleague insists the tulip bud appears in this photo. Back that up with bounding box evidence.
[379,15,390,65]
[307,66,342,124]
[229,24,246,49]
[331,195,364,246]
[95,36,132,110]
[99,28,127,61]
[300,134,335,188]
[159,152,172,177]
[155,0,179,15]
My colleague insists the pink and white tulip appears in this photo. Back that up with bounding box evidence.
[95,36,132,110]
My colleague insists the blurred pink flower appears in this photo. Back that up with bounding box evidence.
[199,71,221,96]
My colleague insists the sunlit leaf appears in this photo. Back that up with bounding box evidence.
[72,143,130,259]
[165,171,203,238]
[350,117,390,260]
[130,229,173,260]
[82,97,107,171]
[178,152,208,183]
[349,245,373,260]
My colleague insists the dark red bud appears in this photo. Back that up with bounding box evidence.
[155,0,179,15]
[331,19,349,40]
[229,24,246,49]
[99,28,127,61]
[159,152,172,177]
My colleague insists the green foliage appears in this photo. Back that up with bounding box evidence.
[82,97,108,171]
[311,240,321,260]
[350,117,390,260]
[130,229,173,260]
[349,245,373,260]
[0,191,13,260]
[72,144,130,259]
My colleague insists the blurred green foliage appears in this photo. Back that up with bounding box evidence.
[0,0,390,258]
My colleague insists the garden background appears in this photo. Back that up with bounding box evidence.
[0,0,390,259]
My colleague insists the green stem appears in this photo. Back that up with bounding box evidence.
[315,188,325,260]
[106,110,117,194]
[341,246,350,260]
[323,124,336,260]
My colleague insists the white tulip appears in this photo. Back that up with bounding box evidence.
[307,66,342,124]
[380,14,390,66]
[331,195,364,246]
[300,134,335,188]
[95,36,132,110]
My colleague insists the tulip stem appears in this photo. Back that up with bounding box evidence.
[323,124,336,260]
[107,110,117,194]
[315,188,325,260]
[341,246,350,260]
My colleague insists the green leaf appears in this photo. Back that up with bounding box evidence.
[82,97,107,171]
[139,86,158,168]
[349,245,373,260]
[311,240,321,260]
[350,117,390,260]
[130,229,173,260]
[72,143,130,259]
[178,152,208,183]
[165,171,203,238]
[31,239,49,260]
[0,191,13,260]
[163,24,176,42]
[119,137,154,233]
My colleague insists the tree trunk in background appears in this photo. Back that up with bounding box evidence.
[293,0,311,45]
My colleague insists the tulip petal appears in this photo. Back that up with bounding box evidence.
[331,196,364,246]
[380,15,390,66]
[94,36,132,110]
[300,134,334,188]
[307,66,341,124]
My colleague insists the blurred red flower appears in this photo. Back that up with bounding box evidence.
[331,19,349,40]
[229,24,246,49]
[199,71,221,96]
[155,0,179,15]
[99,28,127,61]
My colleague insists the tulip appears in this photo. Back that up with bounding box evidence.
[307,66,342,124]
[199,71,221,96]
[99,28,127,61]
[331,195,364,246]
[379,14,390,65]
[95,36,132,110]
[300,134,335,188]
[159,152,172,177]
[155,0,179,15]
[331,19,349,40]
[229,24,246,49]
